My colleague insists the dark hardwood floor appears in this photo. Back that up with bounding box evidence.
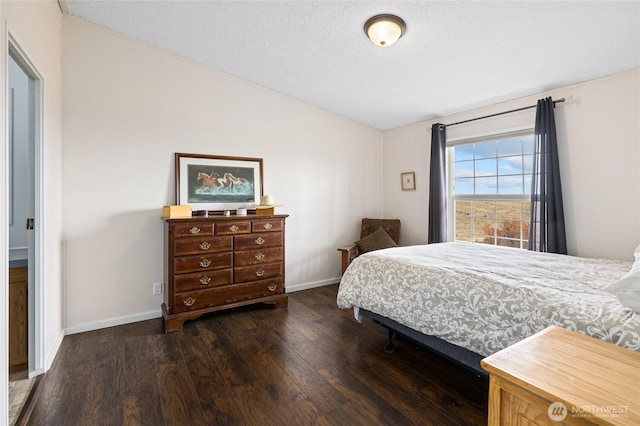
[25,284,488,425]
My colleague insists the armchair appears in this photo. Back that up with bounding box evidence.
[338,218,401,275]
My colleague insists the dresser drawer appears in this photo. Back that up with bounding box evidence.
[234,262,283,283]
[174,236,232,256]
[172,222,213,238]
[174,252,232,274]
[234,232,283,251]
[174,269,233,293]
[234,247,283,267]
[173,278,284,314]
[214,221,251,235]
[251,219,283,233]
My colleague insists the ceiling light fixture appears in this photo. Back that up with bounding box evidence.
[364,14,406,47]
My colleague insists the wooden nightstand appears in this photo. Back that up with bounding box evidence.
[481,326,639,425]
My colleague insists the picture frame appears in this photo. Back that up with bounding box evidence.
[401,172,416,191]
[175,153,263,213]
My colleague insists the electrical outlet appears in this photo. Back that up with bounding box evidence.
[152,282,162,295]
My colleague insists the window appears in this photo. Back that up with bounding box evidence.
[448,131,533,249]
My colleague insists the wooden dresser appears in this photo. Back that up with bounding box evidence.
[162,214,288,332]
[481,326,640,426]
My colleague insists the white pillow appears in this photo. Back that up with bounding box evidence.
[635,243,640,261]
[605,257,640,312]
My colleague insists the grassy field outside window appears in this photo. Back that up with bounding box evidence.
[448,131,533,249]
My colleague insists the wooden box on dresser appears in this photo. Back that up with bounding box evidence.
[162,214,288,332]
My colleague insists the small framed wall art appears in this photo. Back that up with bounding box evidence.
[175,153,263,212]
[401,172,416,191]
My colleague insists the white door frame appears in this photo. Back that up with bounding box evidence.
[6,32,45,377]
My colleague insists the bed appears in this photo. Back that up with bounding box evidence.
[336,242,640,376]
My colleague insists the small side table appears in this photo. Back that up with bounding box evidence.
[481,326,639,425]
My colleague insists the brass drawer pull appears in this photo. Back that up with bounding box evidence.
[199,241,211,250]
[268,284,277,292]
[189,227,201,234]
[263,223,273,230]
[255,237,265,245]
[255,253,265,260]
[255,269,265,277]
[199,276,211,285]
[229,225,239,232]
[199,259,211,268]
[183,297,195,306]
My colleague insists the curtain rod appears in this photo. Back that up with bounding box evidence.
[444,98,565,128]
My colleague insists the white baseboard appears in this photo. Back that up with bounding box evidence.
[286,277,340,293]
[63,278,340,336]
[43,329,65,374]
[64,309,163,336]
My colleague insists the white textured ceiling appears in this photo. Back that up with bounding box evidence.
[63,1,640,130]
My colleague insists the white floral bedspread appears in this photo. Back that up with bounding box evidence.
[337,242,640,356]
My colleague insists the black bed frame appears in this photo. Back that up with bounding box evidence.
[359,308,488,378]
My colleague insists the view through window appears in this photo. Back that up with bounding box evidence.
[449,131,534,249]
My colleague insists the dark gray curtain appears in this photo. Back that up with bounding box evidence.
[529,97,567,254]
[428,123,447,243]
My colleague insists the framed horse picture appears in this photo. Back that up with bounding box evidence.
[175,153,263,213]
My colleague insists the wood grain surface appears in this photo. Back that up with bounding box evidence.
[25,284,489,425]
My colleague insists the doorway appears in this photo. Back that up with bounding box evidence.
[6,35,45,421]
[8,49,31,375]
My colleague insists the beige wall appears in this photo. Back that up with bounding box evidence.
[61,16,383,331]
[0,0,64,420]
[383,69,640,261]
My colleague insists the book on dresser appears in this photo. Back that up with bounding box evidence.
[162,214,289,332]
